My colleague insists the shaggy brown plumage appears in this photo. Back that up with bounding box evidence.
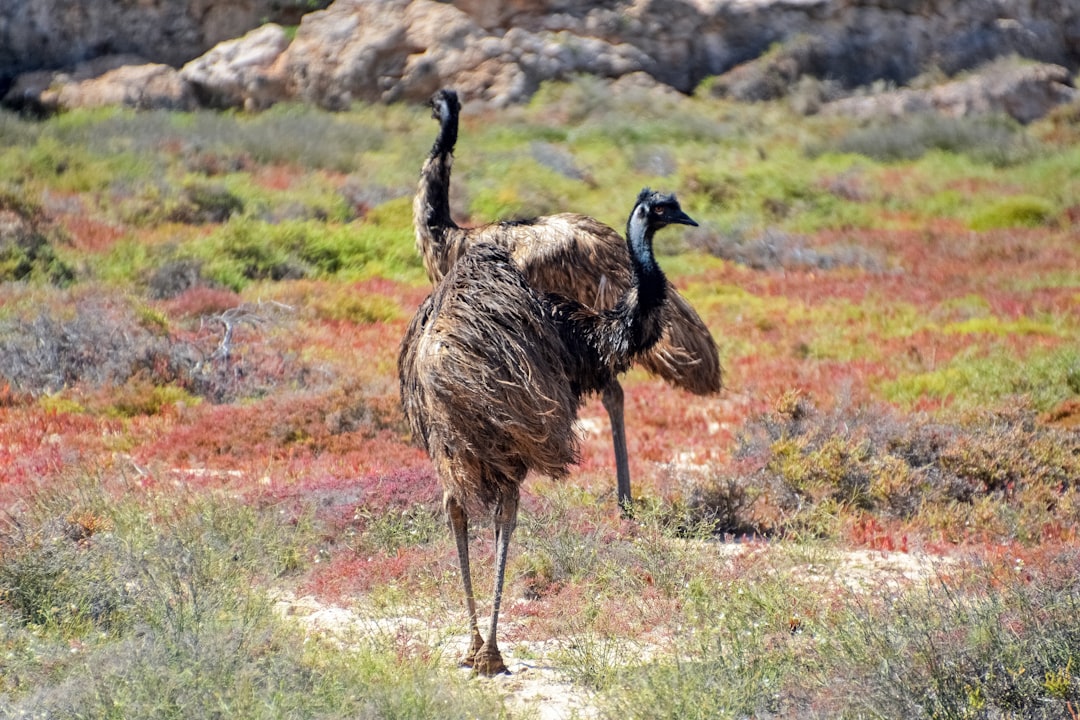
[399,188,697,676]
[399,246,580,510]
[413,88,721,508]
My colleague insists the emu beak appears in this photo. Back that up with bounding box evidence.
[670,209,698,227]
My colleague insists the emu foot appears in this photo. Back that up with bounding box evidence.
[471,643,509,677]
[459,633,484,669]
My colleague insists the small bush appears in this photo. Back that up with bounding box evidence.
[1,482,506,720]
[170,181,245,224]
[0,291,304,404]
[163,285,242,318]
[0,191,75,285]
[816,550,1080,718]
[0,517,130,632]
[191,207,421,291]
[969,194,1056,230]
[884,344,1080,412]
[101,379,200,417]
[353,505,443,554]
[146,258,211,299]
[706,394,1080,542]
[684,474,762,537]
[516,489,608,594]
[0,296,181,395]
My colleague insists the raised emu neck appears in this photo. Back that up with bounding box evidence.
[429,92,458,159]
[414,90,461,276]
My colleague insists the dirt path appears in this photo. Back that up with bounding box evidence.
[274,543,949,719]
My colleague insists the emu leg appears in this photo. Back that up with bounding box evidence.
[446,495,483,666]
[602,381,633,513]
[473,489,518,676]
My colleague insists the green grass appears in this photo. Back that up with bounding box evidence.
[589,545,1080,719]
[0,476,510,719]
[883,344,1080,411]
[90,201,423,290]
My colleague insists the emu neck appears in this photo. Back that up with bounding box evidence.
[414,113,459,279]
[431,108,458,160]
[625,218,667,319]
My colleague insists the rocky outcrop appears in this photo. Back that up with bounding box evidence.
[0,0,315,94]
[822,60,1078,125]
[2,0,1079,118]
[705,34,829,103]
[280,0,649,108]
[180,24,291,111]
[273,0,1080,110]
[4,55,196,114]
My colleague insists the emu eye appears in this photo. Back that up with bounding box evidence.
[652,205,665,215]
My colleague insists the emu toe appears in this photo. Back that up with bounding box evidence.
[471,643,509,676]
[460,633,485,669]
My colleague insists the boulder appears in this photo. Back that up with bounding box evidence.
[4,56,196,113]
[283,0,415,110]
[180,24,291,111]
[0,0,304,93]
[707,34,829,102]
[822,60,1078,124]
[282,0,650,108]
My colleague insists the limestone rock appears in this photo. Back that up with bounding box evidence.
[282,0,414,110]
[2,0,1079,118]
[281,0,651,108]
[707,34,828,101]
[0,0,301,92]
[180,24,291,111]
[4,56,196,113]
[823,60,1078,124]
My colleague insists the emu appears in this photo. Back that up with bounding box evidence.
[399,188,697,675]
[412,88,721,511]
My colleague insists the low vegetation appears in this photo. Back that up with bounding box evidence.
[1,76,1078,717]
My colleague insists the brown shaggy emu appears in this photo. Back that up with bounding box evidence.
[412,88,721,511]
[399,187,697,675]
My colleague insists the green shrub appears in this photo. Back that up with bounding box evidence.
[311,290,402,324]
[597,570,794,719]
[0,517,129,632]
[104,380,201,417]
[0,190,76,285]
[190,199,420,291]
[969,194,1056,230]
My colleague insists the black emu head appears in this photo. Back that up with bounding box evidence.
[430,89,460,123]
[631,188,698,233]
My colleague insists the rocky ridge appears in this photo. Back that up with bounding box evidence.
[1,0,1078,121]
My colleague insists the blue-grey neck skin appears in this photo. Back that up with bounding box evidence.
[624,198,666,319]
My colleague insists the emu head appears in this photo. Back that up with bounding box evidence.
[631,188,698,234]
[429,89,460,123]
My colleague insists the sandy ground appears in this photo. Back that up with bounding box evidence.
[274,542,950,719]
[274,591,601,719]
